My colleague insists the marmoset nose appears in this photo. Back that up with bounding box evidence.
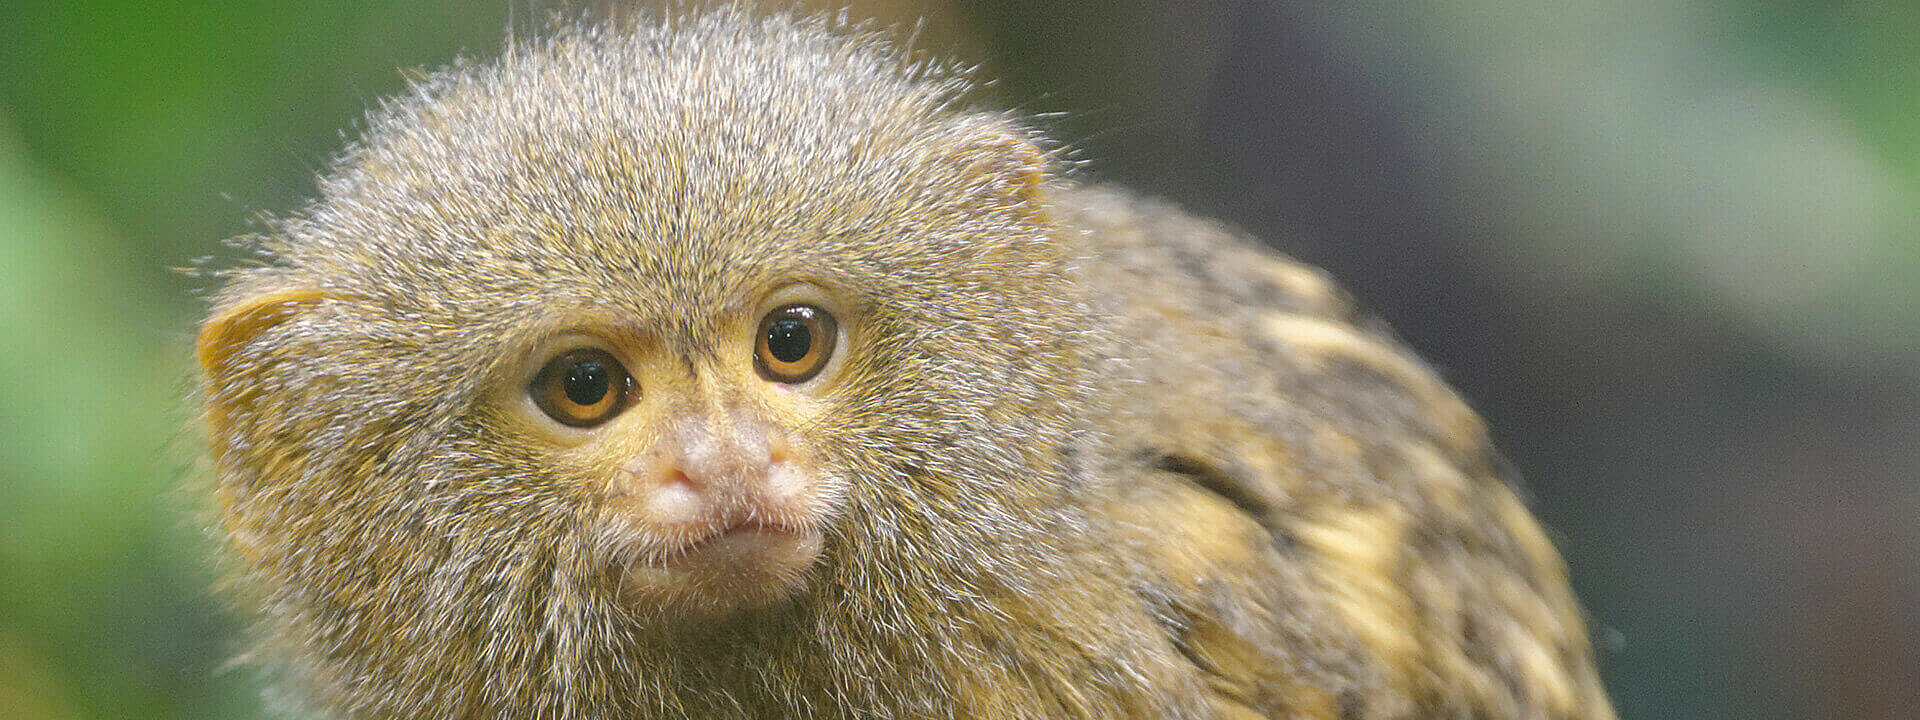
[613,407,805,529]
[672,419,770,489]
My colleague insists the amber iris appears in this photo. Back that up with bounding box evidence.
[530,348,634,426]
[756,304,837,383]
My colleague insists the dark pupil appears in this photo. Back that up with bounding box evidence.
[563,359,609,406]
[767,317,812,363]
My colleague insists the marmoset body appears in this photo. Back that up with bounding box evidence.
[196,10,1615,720]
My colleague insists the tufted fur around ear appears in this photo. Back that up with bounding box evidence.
[197,288,332,563]
[942,117,1051,219]
[196,289,328,447]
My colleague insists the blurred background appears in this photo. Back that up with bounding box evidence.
[1,1,1914,718]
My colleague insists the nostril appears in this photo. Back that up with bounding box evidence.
[768,435,791,466]
[665,468,694,489]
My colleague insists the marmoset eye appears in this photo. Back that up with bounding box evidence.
[530,348,634,426]
[755,304,837,383]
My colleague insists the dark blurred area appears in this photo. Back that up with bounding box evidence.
[1,2,1914,719]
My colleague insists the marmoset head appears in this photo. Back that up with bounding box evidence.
[197,14,1096,704]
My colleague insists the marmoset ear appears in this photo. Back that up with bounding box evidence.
[197,288,329,439]
[942,117,1050,217]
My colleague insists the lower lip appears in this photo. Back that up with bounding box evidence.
[665,524,817,566]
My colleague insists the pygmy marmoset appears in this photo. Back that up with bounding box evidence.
[195,9,1616,720]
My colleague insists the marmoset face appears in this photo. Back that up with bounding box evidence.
[494,280,858,615]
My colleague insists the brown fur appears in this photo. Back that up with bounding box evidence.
[196,9,1615,719]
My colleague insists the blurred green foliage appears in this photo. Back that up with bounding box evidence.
[0,126,221,720]
[1,4,508,718]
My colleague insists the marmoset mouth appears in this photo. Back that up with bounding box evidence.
[610,516,826,616]
[654,519,821,568]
